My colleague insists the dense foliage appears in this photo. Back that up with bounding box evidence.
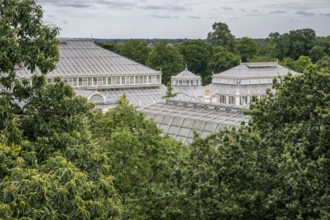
[1,2,329,218]
[104,39,151,65]
[89,96,182,219]
[176,40,213,84]
[146,41,185,84]
[0,1,122,218]
[0,76,122,219]
[207,46,240,76]
[159,63,330,219]
[237,37,259,62]
[207,22,237,52]
[261,29,317,60]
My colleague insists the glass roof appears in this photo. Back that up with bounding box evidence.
[102,85,167,107]
[140,99,250,145]
[212,62,299,80]
[172,67,201,80]
[15,38,160,78]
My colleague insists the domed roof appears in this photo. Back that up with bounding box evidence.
[172,66,201,80]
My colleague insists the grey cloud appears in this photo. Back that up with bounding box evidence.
[270,10,286,14]
[186,15,201,19]
[139,5,187,11]
[171,5,187,11]
[40,0,135,9]
[222,6,233,11]
[94,0,135,10]
[108,1,133,6]
[246,9,263,16]
[296,11,315,16]
[39,0,93,8]
[140,5,166,10]
[149,14,178,19]
[62,20,68,24]
[267,1,329,11]
[136,0,187,11]
[320,13,330,16]
[40,0,188,12]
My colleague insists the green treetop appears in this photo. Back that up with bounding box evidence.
[237,37,259,62]
[0,0,59,84]
[176,40,213,82]
[207,46,240,75]
[0,1,122,218]
[118,39,151,65]
[146,41,185,84]
[207,22,237,52]
[162,82,177,99]
[89,95,182,219]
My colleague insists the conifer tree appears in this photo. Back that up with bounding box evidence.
[162,82,177,99]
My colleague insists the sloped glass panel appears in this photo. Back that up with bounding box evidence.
[171,117,184,126]
[178,128,190,137]
[167,126,180,135]
[181,118,194,128]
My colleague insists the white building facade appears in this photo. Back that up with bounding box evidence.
[208,62,299,106]
[13,38,166,107]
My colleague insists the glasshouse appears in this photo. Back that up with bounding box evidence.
[15,38,165,107]
[12,38,297,143]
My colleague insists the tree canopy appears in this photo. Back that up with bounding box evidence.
[309,36,330,62]
[146,41,185,84]
[117,39,150,65]
[207,46,240,75]
[207,22,237,51]
[262,29,316,60]
[237,37,259,62]
[0,1,122,218]
[0,0,59,81]
[0,76,122,219]
[176,40,213,80]
[89,95,182,219]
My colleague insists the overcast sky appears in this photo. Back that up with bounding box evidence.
[39,0,330,39]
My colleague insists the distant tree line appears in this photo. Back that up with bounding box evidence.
[97,22,330,85]
[95,38,191,45]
